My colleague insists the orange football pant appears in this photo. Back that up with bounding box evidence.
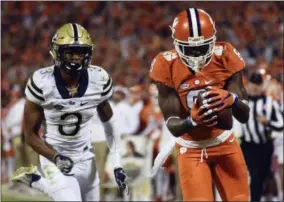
[177,134,249,201]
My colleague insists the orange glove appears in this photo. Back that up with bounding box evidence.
[202,87,237,112]
[190,102,218,127]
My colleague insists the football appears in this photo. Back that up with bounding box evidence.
[196,91,233,130]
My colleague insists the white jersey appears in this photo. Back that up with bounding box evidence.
[5,98,25,138]
[110,100,133,136]
[25,65,113,157]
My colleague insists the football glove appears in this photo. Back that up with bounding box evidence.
[53,154,74,175]
[114,167,129,194]
[190,101,218,127]
[203,87,237,112]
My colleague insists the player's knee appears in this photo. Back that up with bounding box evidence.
[50,172,70,190]
[49,173,82,201]
[43,166,69,191]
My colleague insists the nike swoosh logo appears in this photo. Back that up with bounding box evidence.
[205,80,214,85]
[80,102,88,106]
[229,138,235,143]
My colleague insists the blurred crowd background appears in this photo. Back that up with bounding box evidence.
[2,1,284,106]
[1,1,283,201]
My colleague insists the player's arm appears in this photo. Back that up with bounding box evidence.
[226,71,250,123]
[156,82,217,137]
[97,100,128,193]
[24,100,57,160]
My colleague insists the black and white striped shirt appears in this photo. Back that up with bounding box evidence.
[241,95,284,144]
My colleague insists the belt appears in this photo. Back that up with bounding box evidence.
[176,130,232,162]
[150,130,233,177]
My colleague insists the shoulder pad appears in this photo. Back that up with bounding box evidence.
[215,42,245,74]
[25,66,54,105]
[149,52,174,88]
[88,65,110,85]
[88,65,113,102]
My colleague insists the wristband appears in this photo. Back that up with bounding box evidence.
[232,93,239,107]
[186,116,197,126]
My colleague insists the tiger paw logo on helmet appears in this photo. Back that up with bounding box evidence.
[171,8,217,73]
[170,17,179,35]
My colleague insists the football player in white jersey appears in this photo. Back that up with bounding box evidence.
[11,23,128,201]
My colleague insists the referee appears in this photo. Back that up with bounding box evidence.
[240,72,284,201]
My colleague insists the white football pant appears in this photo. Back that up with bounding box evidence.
[36,152,99,201]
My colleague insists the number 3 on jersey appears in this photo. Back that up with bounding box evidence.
[59,113,82,136]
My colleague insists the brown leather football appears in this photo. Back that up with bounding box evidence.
[196,91,233,130]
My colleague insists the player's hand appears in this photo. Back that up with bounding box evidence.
[114,167,129,195]
[191,102,218,127]
[53,154,74,175]
[203,87,236,112]
[257,116,269,125]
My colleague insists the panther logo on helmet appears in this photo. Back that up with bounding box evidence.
[171,8,217,72]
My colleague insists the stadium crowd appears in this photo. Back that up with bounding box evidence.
[2,1,284,105]
[1,1,283,201]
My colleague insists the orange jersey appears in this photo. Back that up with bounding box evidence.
[149,42,245,141]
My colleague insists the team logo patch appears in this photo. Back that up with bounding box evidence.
[162,51,177,61]
[54,105,64,110]
[69,101,76,105]
[214,45,224,56]
[194,80,200,85]
[180,83,189,90]
[180,147,187,154]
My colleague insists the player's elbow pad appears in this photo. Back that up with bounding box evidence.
[166,116,188,137]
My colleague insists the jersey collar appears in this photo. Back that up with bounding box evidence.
[54,67,89,99]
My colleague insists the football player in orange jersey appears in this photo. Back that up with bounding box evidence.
[149,8,250,201]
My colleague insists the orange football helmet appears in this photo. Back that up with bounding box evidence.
[170,8,217,72]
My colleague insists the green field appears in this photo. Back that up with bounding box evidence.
[1,184,51,202]
[2,193,50,201]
